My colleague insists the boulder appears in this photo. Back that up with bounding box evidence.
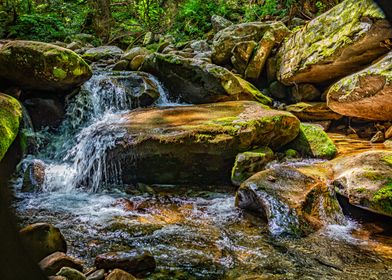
[56,267,86,280]
[141,53,272,104]
[277,0,392,85]
[331,150,392,217]
[0,41,92,92]
[19,223,67,263]
[285,102,342,121]
[121,47,149,61]
[231,41,257,74]
[291,84,321,102]
[189,40,211,53]
[212,21,289,65]
[283,123,337,159]
[23,97,65,129]
[129,55,146,71]
[95,250,156,275]
[327,51,392,121]
[83,46,123,62]
[0,93,22,161]
[236,165,342,236]
[211,15,233,33]
[39,252,83,276]
[231,147,275,186]
[105,269,136,280]
[268,81,289,100]
[109,101,300,185]
[22,159,45,192]
[86,269,105,280]
[112,60,129,71]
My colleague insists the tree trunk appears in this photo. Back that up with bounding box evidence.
[88,0,112,43]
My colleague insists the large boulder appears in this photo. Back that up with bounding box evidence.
[0,41,92,92]
[277,0,392,85]
[82,46,123,62]
[236,165,342,236]
[39,252,83,276]
[327,51,392,121]
[109,101,300,185]
[0,93,22,161]
[141,53,272,104]
[212,21,289,65]
[331,150,392,217]
[285,102,342,121]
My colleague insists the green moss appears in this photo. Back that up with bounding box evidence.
[382,155,392,168]
[371,182,392,215]
[52,67,67,79]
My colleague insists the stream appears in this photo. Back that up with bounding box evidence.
[10,71,392,279]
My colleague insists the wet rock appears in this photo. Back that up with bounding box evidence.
[121,47,149,61]
[231,41,257,74]
[22,159,45,192]
[283,123,337,159]
[141,53,271,104]
[129,55,146,71]
[211,15,233,33]
[327,51,392,121]
[291,84,321,102]
[39,252,83,276]
[19,223,67,263]
[57,267,86,280]
[331,150,392,217]
[212,21,289,65]
[95,250,156,275]
[269,81,289,100]
[0,93,22,161]
[112,60,129,71]
[371,131,385,143]
[83,46,123,62]
[23,97,65,129]
[285,102,342,121]
[231,147,275,186]
[236,165,342,236]
[86,269,105,280]
[105,269,136,280]
[111,101,300,185]
[277,0,392,85]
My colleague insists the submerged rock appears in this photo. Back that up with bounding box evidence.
[0,93,22,161]
[331,150,392,217]
[19,223,67,263]
[22,159,45,192]
[105,269,136,280]
[0,41,92,92]
[141,53,271,104]
[111,101,300,185]
[39,252,83,276]
[327,51,392,121]
[277,0,392,85]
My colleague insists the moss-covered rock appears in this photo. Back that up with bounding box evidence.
[283,123,337,159]
[331,150,392,217]
[327,51,392,121]
[285,102,342,121]
[0,93,22,161]
[277,0,392,85]
[0,40,92,92]
[231,147,274,186]
[231,41,257,75]
[141,53,272,104]
[236,165,343,236]
[110,101,300,185]
[82,45,123,62]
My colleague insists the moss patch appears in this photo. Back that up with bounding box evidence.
[371,181,392,215]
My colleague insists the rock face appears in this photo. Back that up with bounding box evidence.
[331,150,392,217]
[39,252,83,276]
[19,223,67,263]
[0,41,92,92]
[95,250,156,275]
[141,53,271,104]
[277,0,392,85]
[236,166,342,236]
[285,102,342,121]
[327,51,392,121]
[22,159,46,192]
[211,21,289,65]
[0,93,22,161]
[111,101,300,185]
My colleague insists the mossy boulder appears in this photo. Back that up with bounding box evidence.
[0,41,92,92]
[231,147,275,186]
[283,123,337,159]
[331,150,392,217]
[327,51,392,121]
[0,93,22,161]
[110,101,300,185]
[82,45,123,62]
[277,0,392,85]
[285,102,342,121]
[141,53,271,104]
[236,165,343,236]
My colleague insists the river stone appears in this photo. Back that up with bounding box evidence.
[236,165,342,236]
[231,41,258,74]
[231,147,275,186]
[95,250,156,275]
[291,84,321,102]
[83,46,123,62]
[129,55,146,71]
[112,60,129,71]
[211,15,233,33]
[57,267,86,280]
[122,47,149,61]
[331,150,392,217]
[285,102,342,121]
[0,93,22,161]
[22,159,45,192]
[86,269,105,280]
[23,97,65,129]
[111,101,300,185]
[39,252,83,276]
[327,51,392,121]
[141,53,271,104]
[19,223,67,263]
[212,21,289,65]
[49,277,67,280]
[283,123,337,159]
[105,269,136,280]
[0,41,92,92]
[277,0,392,85]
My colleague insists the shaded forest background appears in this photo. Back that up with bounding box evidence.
[0,0,340,47]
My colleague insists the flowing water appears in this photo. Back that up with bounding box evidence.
[11,71,392,279]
